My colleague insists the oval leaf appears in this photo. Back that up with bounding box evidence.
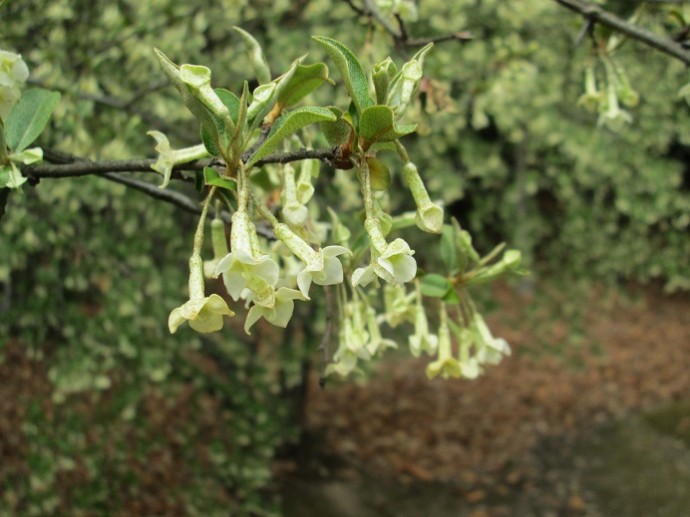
[420,273,452,298]
[312,36,373,115]
[278,62,333,107]
[366,157,391,191]
[359,105,416,147]
[4,88,61,153]
[203,167,237,190]
[246,106,336,167]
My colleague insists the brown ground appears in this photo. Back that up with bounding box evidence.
[300,283,690,515]
[2,283,690,515]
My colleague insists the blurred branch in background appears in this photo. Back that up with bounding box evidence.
[554,0,690,64]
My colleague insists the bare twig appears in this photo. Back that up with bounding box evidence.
[250,148,336,168]
[101,173,276,238]
[22,158,205,180]
[553,0,690,65]
[341,0,366,17]
[342,0,472,49]
[22,147,337,181]
[102,173,203,215]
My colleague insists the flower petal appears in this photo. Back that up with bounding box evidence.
[296,270,313,299]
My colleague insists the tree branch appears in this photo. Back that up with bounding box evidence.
[553,0,690,65]
[22,148,337,181]
[22,158,206,180]
[102,173,204,216]
[342,0,472,50]
[100,173,275,238]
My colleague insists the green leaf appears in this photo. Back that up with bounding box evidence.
[312,36,373,115]
[203,167,236,190]
[232,26,272,84]
[201,126,221,157]
[320,107,353,146]
[358,105,416,147]
[366,157,391,191]
[246,106,336,167]
[229,82,249,160]
[420,273,452,298]
[451,217,480,265]
[440,224,460,275]
[442,288,461,305]
[4,88,61,153]
[216,88,240,123]
[372,57,397,105]
[277,62,333,107]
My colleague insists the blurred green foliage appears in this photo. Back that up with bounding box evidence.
[2,0,690,514]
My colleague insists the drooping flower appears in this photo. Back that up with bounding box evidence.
[168,294,234,334]
[169,255,234,334]
[147,130,209,188]
[426,304,461,380]
[472,312,511,366]
[381,283,416,328]
[204,217,229,279]
[402,162,443,234]
[365,307,397,357]
[281,164,308,228]
[273,222,350,298]
[408,300,438,357]
[215,210,279,302]
[244,287,306,333]
[352,237,417,287]
[326,300,371,377]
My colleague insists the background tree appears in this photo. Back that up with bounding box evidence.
[2,0,690,515]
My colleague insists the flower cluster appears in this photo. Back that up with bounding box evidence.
[155,34,518,382]
[577,54,638,132]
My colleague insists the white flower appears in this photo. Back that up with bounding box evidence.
[472,313,511,365]
[215,210,279,301]
[352,238,417,287]
[273,222,351,298]
[402,162,443,234]
[169,255,234,334]
[326,301,371,377]
[0,50,29,119]
[365,307,397,356]
[147,130,209,188]
[426,304,462,380]
[244,287,306,333]
[168,294,234,334]
[409,303,438,357]
[381,284,416,328]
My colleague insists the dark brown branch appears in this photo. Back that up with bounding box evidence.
[21,147,336,181]
[343,0,472,49]
[341,0,366,17]
[100,173,275,238]
[249,148,336,168]
[102,173,203,216]
[22,158,207,179]
[553,0,690,65]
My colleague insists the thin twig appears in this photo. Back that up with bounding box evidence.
[341,0,366,17]
[22,158,205,179]
[553,0,690,65]
[250,148,336,168]
[102,173,203,215]
[100,173,275,238]
[23,148,337,181]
